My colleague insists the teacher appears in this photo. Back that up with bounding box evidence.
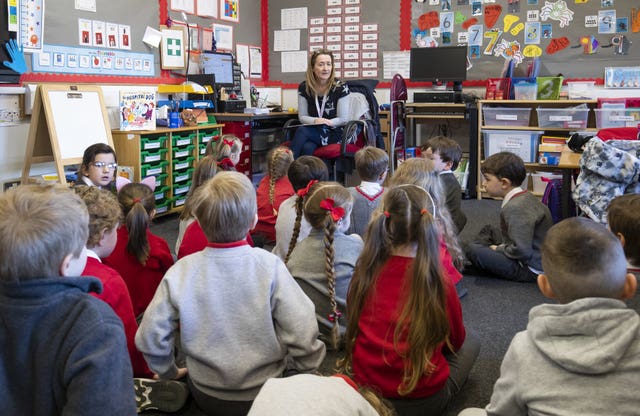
[290,49,350,158]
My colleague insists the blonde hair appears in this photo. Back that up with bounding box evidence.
[0,184,89,281]
[117,182,155,265]
[303,182,354,349]
[390,157,465,269]
[192,171,257,243]
[180,155,220,221]
[206,134,242,168]
[305,49,338,96]
[339,185,451,396]
[74,186,122,248]
[268,147,294,214]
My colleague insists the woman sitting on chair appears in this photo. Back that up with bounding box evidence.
[290,49,350,158]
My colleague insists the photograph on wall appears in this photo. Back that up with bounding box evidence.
[220,0,239,23]
[78,18,92,46]
[119,25,131,50]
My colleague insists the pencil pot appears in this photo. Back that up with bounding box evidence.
[169,112,181,128]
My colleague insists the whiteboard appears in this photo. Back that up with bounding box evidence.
[47,89,111,159]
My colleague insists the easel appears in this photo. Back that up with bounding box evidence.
[21,84,114,185]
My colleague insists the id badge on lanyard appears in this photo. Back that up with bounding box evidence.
[315,94,328,118]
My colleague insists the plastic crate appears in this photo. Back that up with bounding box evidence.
[171,134,193,148]
[155,199,171,215]
[140,135,168,151]
[483,107,531,127]
[173,157,195,172]
[512,78,537,100]
[200,130,221,145]
[140,148,168,164]
[140,160,168,177]
[594,108,640,128]
[173,145,195,160]
[173,181,191,197]
[485,78,511,100]
[172,196,187,209]
[153,185,170,202]
[536,106,589,129]
[154,173,168,187]
[173,168,194,184]
[483,130,543,163]
[567,81,596,99]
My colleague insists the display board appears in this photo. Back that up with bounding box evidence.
[267,0,639,83]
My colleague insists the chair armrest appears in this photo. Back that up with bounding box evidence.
[282,118,302,143]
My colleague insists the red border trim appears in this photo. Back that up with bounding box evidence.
[400,0,411,51]
[261,0,269,81]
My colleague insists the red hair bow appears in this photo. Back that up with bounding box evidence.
[297,179,318,197]
[320,198,345,222]
[223,139,235,147]
[217,157,235,169]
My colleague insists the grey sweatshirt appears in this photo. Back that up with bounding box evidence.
[486,298,640,416]
[136,244,326,401]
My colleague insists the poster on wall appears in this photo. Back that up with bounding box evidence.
[161,26,187,69]
[212,23,233,50]
[220,0,239,23]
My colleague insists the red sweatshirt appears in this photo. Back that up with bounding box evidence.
[352,256,465,398]
[103,226,174,317]
[83,255,152,377]
[252,175,295,243]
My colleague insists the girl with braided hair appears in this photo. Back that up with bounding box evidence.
[337,185,479,416]
[286,182,363,349]
[204,134,243,171]
[272,155,329,261]
[252,147,294,245]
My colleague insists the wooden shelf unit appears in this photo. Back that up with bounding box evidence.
[476,99,598,199]
[112,123,224,216]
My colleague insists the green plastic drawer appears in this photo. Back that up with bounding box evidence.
[171,196,187,209]
[154,173,168,187]
[140,135,168,151]
[173,157,195,172]
[154,185,170,202]
[155,199,171,215]
[140,148,168,164]
[173,145,195,160]
[172,134,193,148]
[173,181,191,197]
[173,168,194,184]
[140,161,168,177]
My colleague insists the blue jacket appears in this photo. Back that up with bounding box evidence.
[0,276,136,415]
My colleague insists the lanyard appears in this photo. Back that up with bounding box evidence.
[315,94,328,117]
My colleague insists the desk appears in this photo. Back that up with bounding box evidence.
[558,145,581,219]
[212,112,298,183]
[405,102,478,198]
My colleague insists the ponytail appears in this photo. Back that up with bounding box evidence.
[323,211,339,349]
[117,183,154,265]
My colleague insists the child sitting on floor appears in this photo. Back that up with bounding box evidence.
[287,182,363,348]
[272,155,329,261]
[459,217,639,416]
[205,134,243,171]
[421,136,467,234]
[347,146,388,236]
[465,152,553,282]
[104,178,174,318]
[0,184,136,415]
[252,146,295,246]
[136,171,325,416]
[607,193,640,276]
[338,184,479,416]
[75,142,118,190]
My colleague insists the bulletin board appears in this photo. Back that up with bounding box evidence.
[409,0,640,82]
[267,0,399,84]
[266,0,639,84]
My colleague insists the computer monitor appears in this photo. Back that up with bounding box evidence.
[409,46,468,90]
[201,52,235,89]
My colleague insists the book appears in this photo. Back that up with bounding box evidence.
[119,90,156,131]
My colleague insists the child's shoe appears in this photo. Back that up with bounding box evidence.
[134,378,189,413]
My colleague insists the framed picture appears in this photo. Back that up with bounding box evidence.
[160,26,187,69]
[220,0,239,23]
